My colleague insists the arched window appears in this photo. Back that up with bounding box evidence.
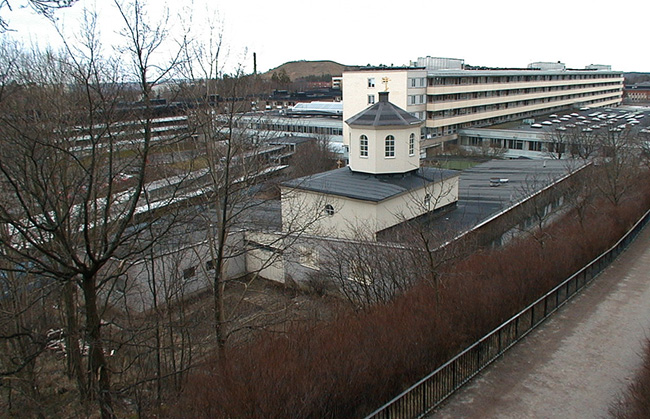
[324,204,335,216]
[360,135,368,157]
[385,135,395,157]
[409,133,415,156]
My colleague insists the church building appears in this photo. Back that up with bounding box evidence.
[281,88,460,241]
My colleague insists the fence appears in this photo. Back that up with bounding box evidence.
[365,208,650,419]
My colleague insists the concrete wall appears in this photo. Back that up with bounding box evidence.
[348,125,421,174]
[281,174,459,240]
[245,231,286,283]
[111,231,247,312]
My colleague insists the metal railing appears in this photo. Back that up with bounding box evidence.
[365,208,650,419]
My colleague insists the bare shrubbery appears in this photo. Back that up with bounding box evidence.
[171,170,650,418]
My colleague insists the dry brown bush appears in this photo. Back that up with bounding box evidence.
[171,171,650,418]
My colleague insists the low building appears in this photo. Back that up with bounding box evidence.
[458,107,649,159]
[624,82,650,103]
[528,61,566,71]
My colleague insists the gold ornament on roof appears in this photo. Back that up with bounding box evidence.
[382,77,390,92]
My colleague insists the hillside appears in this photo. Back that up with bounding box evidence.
[262,60,359,81]
[625,72,650,85]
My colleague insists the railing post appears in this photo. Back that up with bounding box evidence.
[498,328,502,354]
[515,316,519,338]
[531,305,535,328]
[544,296,548,317]
[452,361,457,390]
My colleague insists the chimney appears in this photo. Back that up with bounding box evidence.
[379,91,389,102]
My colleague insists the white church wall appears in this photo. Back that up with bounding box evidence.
[281,174,459,241]
[110,231,247,312]
[245,231,286,283]
[375,176,459,227]
[281,186,379,240]
[348,128,420,174]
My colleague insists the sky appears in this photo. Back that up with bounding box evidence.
[3,0,650,74]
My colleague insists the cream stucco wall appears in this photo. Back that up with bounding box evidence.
[246,231,285,283]
[375,176,459,227]
[342,68,427,145]
[281,173,459,240]
[348,125,420,174]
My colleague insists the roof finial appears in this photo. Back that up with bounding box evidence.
[382,76,390,92]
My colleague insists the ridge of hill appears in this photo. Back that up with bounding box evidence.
[262,60,360,81]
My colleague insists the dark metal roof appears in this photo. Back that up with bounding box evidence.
[282,166,459,202]
[345,91,422,127]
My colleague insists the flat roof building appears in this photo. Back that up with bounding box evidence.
[458,107,649,159]
[343,57,624,156]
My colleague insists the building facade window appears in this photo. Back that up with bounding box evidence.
[324,204,335,216]
[424,193,431,209]
[409,77,426,88]
[409,133,415,156]
[411,111,425,121]
[348,260,373,285]
[385,135,395,157]
[368,78,375,88]
[298,246,320,270]
[368,94,375,105]
[360,135,368,157]
[183,266,196,279]
[408,94,425,105]
[469,137,482,146]
[507,139,524,150]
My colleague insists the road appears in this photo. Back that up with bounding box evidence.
[431,223,650,418]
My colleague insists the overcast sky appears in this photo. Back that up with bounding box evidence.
[4,0,649,73]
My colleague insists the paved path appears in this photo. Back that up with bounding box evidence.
[432,224,650,418]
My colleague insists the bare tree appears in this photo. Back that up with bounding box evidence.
[0,0,77,32]
[169,13,335,357]
[595,127,642,206]
[287,134,339,179]
[313,171,463,311]
[0,2,188,416]
[546,126,599,160]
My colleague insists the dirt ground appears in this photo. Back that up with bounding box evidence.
[174,275,342,351]
[431,224,650,418]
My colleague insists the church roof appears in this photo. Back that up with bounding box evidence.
[345,91,422,127]
[282,166,458,202]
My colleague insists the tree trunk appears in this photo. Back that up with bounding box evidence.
[81,275,115,419]
[63,278,87,399]
[213,265,227,360]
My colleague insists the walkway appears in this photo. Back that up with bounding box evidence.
[432,223,650,418]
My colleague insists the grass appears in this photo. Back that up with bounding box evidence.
[429,157,483,170]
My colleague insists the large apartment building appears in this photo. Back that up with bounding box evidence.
[342,57,624,155]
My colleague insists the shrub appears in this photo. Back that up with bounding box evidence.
[173,171,650,418]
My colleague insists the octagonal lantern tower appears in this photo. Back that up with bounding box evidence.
[345,91,423,175]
